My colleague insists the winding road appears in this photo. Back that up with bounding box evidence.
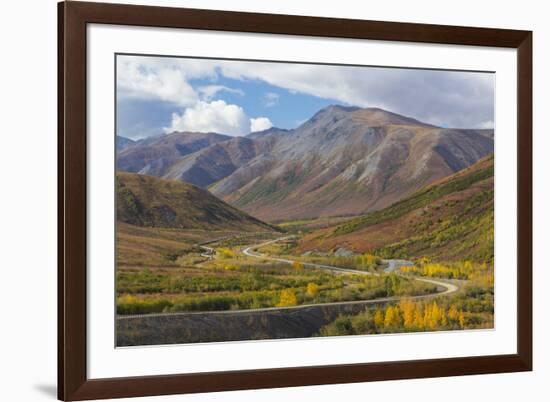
[118,236,462,346]
[120,236,458,320]
[243,237,378,276]
[199,245,215,259]
[242,236,458,300]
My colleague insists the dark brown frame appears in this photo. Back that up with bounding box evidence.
[58,1,532,400]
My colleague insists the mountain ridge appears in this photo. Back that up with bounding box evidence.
[117,131,232,176]
[116,105,494,222]
[209,106,493,221]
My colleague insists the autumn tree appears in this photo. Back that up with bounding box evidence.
[400,300,416,329]
[385,273,401,296]
[374,309,384,329]
[413,304,424,329]
[423,303,433,329]
[306,282,320,298]
[425,302,443,330]
[458,311,466,328]
[292,261,304,271]
[384,305,401,328]
[418,256,431,266]
[219,248,235,259]
[278,289,298,307]
[440,310,448,327]
[359,254,379,268]
[448,304,460,322]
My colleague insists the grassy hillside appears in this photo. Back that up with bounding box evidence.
[298,155,494,263]
[117,172,278,232]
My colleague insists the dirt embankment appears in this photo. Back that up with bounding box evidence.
[117,301,388,346]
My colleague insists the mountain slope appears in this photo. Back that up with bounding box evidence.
[297,155,494,263]
[116,136,136,151]
[246,127,291,140]
[162,128,290,187]
[116,172,277,232]
[115,105,494,223]
[117,131,231,176]
[211,106,493,221]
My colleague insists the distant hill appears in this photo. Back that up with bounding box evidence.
[162,129,289,188]
[117,131,231,176]
[162,136,259,187]
[297,155,494,263]
[116,136,136,151]
[116,172,278,232]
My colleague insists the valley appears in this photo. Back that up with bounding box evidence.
[116,220,491,345]
[115,105,494,345]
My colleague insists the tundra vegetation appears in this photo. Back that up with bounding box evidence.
[116,238,437,315]
[318,259,493,336]
[115,127,495,341]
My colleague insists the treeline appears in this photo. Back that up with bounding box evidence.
[258,240,383,273]
[400,259,493,286]
[319,297,492,336]
[296,253,382,272]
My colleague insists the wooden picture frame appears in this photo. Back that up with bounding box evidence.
[58,1,532,400]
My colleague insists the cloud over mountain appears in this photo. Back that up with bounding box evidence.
[166,100,250,136]
[250,117,273,132]
[117,55,494,139]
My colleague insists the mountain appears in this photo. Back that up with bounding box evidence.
[162,128,290,187]
[162,136,259,187]
[117,131,231,176]
[210,106,493,221]
[116,172,277,231]
[297,155,494,263]
[246,127,291,140]
[116,136,136,151]
[115,106,494,222]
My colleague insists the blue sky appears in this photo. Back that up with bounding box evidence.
[189,75,338,129]
[116,55,495,139]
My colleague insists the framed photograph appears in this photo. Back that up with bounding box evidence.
[58,1,532,400]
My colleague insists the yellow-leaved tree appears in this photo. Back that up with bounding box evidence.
[458,311,466,328]
[374,309,384,329]
[292,261,304,271]
[400,300,415,329]
[426,302,443,330]
[414,304,424,329]
[448,304,460,322]
[306,282,319,298]
[219,248,235,259]
[278,289,298,307]
[384,306,401,328]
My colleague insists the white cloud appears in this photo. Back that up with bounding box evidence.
[250,117,273,133]
[263,92,280,107]
[165,100,250,136]
[118,55,495,132]
[117,58,199,106]
[198,85,245,101]
[478,120,495,129]
[218,62,494,129]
